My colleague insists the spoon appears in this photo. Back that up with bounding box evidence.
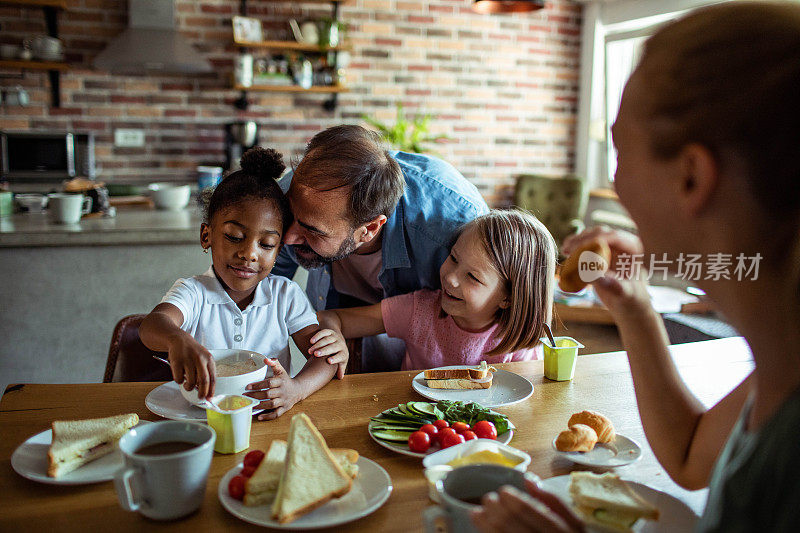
[151,355,218,409]
[152,355,170,366]
[543,323,557,347]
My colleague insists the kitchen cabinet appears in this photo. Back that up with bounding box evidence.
[0,0,68,107]
[232,0,350,110]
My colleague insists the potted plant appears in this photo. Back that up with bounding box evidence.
[362,104,448,154]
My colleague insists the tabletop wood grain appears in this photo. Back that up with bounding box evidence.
[0,337,754,532]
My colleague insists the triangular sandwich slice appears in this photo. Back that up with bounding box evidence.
[270,413,353,523]
[569,472,660,532]
[47,413,139,478]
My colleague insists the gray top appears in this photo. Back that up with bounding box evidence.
[697,386,800,532]
[0,207,202,248]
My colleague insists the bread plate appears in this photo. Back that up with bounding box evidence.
[218,457,392,529]
[551,434,642,468]
[538,475,697,532]
[11,420,151,485]
[412,366,533,408]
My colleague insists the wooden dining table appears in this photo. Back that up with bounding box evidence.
[0,336,754,532]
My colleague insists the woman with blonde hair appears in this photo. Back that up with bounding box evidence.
[473,3,800,532]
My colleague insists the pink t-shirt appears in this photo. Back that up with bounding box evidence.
[381,289,542,371]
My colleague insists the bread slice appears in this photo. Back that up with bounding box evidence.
[424,361,495,380]
[270,413,353,523]
[47,413,139,478]
[244,440,359,507]
[569,472,659,532]
[425,373,494,389]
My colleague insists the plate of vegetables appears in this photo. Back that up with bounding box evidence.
[368,400,514,458]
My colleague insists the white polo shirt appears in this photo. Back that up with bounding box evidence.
[161,267,318,374]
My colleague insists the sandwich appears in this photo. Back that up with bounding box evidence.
[424,361,496,390]
[47,413,139,478]
[569,472,660,532]
[271,413,353,524]
[244,439,358,506]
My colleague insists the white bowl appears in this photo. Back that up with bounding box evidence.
[422,438,532,472]
[15,193,48,212]
[179,349,267,406]
[148,182,191,211]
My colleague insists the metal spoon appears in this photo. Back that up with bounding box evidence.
[151,355,217,409]
[152,355,170,366]
[543,323,557,347]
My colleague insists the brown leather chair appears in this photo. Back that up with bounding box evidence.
[104,314,172,383]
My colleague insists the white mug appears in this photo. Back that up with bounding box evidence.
[47,193,91,224]
[114,421,216,521]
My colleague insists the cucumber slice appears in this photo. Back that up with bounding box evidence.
[371,429,415,442]
[408,401,438,417]
[370,425,420,432]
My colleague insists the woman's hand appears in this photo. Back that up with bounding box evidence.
[471,479,586,533]
[308,328,349,379]
[245,358,302,420]
[562,227,652,320]
[166,333,216,400]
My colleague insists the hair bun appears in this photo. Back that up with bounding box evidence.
[240,146,286,180]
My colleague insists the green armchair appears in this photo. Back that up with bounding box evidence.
[514,174,587,249]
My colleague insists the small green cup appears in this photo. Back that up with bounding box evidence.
[541,336,584,381]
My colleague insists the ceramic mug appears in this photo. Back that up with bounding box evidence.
[114,421,216,520]
[424,465,540,533]
[47,193,91,224]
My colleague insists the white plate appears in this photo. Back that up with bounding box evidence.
[218,457,392,529]
[551,434,642,468]
[145,381,264,422]
[368,418,515,459]
[11,420,151,485]
[539,475,697,532]
[412,367,534,408]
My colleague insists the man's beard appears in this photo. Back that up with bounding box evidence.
[291,233,357,269]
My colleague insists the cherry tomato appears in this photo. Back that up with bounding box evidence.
[408,430,431,453]
[420,423,439,437]
[462,430,478,441]
[240,465,257,478]
[243,450,265,468]
[473,420,498,440]
[228,474,246,500]
[451,422,471,434]
[441,432,466,449]
[433,419,449,430]
[437,427,458,446]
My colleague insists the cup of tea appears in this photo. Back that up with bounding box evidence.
[424,465,539,533]
[541,335,585,381]
[114,421,216,520]
[47,193,91,224]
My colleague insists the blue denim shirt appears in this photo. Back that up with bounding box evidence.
[273,150,489,311]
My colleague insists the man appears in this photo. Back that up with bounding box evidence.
[273,125,489,372]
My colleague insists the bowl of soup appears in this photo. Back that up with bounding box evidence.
[179,349,268,406]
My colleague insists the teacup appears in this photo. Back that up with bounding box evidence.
[114,421,215,520]
[47,193,91,224]
[424,465,540,533]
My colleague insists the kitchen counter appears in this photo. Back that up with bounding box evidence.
[0,206,202,247]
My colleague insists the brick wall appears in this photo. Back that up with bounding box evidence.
[0,0,581,206]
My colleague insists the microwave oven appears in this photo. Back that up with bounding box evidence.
[0,131,96,182]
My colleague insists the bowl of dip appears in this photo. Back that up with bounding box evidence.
[179,349,267,406]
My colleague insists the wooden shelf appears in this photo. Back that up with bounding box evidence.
[235,83,348,93]
[0,59,68,71]
[0,0,66,7]
[234,39,350,52]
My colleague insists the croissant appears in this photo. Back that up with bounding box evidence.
[568,410,616,443]
[555,424,598,452]
[559,238,611,293]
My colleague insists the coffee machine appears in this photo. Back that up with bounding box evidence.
[224,121,258,170]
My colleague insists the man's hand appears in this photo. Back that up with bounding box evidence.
[309,328,349,379]
[166,333,216,400]
[245,358,302,420]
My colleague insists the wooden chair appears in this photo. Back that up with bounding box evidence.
[104,314,172,383]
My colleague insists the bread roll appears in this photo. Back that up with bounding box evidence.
[559,238,611,293]
[568,411,616,443]
[555,424,598,452]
